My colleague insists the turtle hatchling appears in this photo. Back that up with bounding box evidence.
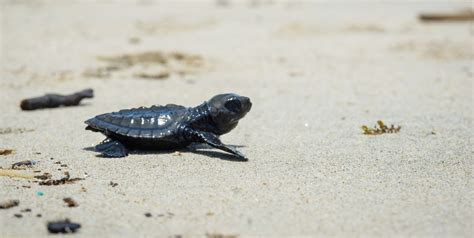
[85,93,252,159]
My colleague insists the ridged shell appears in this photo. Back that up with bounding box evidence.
[85,104,187,138]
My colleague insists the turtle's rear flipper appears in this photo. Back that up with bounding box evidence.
[194,131,247,160]
[95,138,128,158]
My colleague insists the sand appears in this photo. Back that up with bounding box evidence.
[0,0,472,237]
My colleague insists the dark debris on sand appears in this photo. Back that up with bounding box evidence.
[11,160,35,169]
[39,172,83,186]
[0,149,14,155]
[63,197,78,207]
[47,219,81,234]
[0,199,19,209]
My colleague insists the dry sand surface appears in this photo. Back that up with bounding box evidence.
[0,0,472,237]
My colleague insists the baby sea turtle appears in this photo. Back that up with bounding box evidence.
[85,93,252,159]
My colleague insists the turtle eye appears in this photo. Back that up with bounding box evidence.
[225,100,241,113]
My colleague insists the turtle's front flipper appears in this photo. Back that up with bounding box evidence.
[95,138,128,158]
[194,131,247,160]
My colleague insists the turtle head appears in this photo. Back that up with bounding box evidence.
[207,93,252,135]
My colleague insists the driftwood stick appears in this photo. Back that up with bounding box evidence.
[20,89,93,111]
[419,10,474,22]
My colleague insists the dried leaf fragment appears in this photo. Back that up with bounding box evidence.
[361,120,401,135]
[63,197,78,207]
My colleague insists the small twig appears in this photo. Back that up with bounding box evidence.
[20,88,93,111]
[419,9,474,22]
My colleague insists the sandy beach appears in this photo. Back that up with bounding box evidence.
[1,0,472,237]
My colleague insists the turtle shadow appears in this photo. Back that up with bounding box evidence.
[189,150,248,162]
[133,149,247,162]
[190,144,246,149]
[82,144,248,162]
[176,143,247,161]
[83,146,96,152]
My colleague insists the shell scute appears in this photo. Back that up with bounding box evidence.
[86,104,188,139]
